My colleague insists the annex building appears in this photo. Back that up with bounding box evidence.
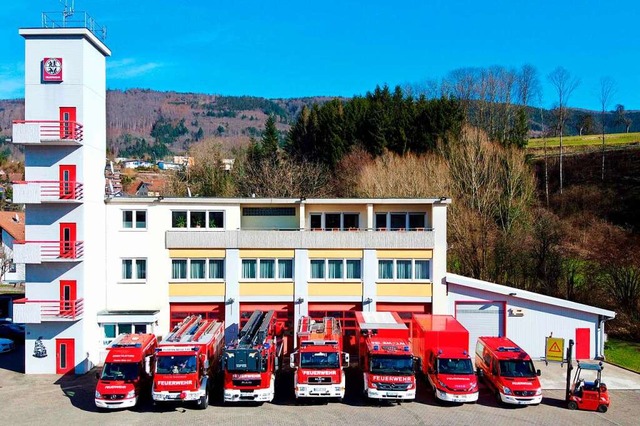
[10,23,614,374]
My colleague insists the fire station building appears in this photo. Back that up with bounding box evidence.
[10,24,614,374]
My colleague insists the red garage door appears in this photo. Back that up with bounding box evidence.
[240,303,294,354]
[308,303,362,356]
[170,303,224,328]
[376,303,431,336]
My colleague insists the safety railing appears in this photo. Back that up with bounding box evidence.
[12,120,84,143]
[13,298,84,321]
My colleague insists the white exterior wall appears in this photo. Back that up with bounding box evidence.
[105,202,170,333]
[447,284,604,360]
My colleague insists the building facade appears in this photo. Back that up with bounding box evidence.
[102,197,449,355]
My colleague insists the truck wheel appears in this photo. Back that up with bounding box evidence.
[597,404,608,413]
[567,401,578,410]
[494,391,503,406]
[198,391,209,409]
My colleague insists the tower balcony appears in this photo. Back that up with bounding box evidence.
[12,180,84,204]
[13,240,84,264]
[11,120,84,145]
[13,298,84,323]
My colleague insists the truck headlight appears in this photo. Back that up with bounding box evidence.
[95,390,102,398]
[127,390,136,398]
[535,388,542,396]
[469,382,477,391]
[502,386,512,395]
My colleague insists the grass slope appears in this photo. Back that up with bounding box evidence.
[528,132,640,149]
[605,338,640,373]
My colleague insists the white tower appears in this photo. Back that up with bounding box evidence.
[12,16,110,374]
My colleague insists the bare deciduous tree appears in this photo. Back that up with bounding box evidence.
[547,67,580,195]
[599,77,616,181]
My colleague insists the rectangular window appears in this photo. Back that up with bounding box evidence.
[242,259,257,279]
[325,213,341,230]
[243,207,295,216]
[134,324,147,333]
[328,259,343,279]
[172,211,187,228]
[376,213,387,230]
[310,259,325,279]
[346,260,361,279]
[415,260,430,280]
[172,259,187,279]
[278,259,293,279]
[390,213,406,230]
[104,324,116,339]
[397,260,412,279]
[260,259,275,279]
[122,259,132,279]
[209,259,224,279]
[119,324,132,334]
[409,213,425,230]
[310,214,322,230]
[122,259,146,281]
[343,213,359,230]
[208,211,224,228]
[190,259,206,279]
[378,260,393,279]
[123,211,133,229]
[135,211,147,228]
[136,259,147,280]
[190,211,206,228]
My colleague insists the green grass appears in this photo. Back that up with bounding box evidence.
[528,132,640,149]
[604,338,640,373]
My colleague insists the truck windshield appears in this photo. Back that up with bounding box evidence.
[156,355,197,374]
[436,358,474,375]
[370,355,413,375]
[300,351,340,369]
[100,362,139,381]
[499,360,536,377]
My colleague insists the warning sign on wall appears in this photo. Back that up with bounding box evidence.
[545,337,565,363]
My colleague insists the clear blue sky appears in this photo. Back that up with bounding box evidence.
[1,0,638,111]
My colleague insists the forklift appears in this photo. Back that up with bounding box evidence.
[565,340,611,413]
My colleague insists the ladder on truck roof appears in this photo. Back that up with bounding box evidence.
[165,315,217,343]
[237,310,275,348]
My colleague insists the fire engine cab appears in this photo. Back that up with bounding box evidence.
[290,316,349,399]
[152,315,224,409]
[223,310,283,403]
[95,333,157,409]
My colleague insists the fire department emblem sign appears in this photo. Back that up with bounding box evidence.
[42,57,63,82]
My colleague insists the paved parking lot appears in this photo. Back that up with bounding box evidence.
[1,347,639,426]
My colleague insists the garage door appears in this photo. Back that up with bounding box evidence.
[170,303,224,328]
[240,303,294,354]
[455,302,505,354]
[308,303,362,357]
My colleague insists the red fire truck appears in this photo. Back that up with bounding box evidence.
[95,333,158,409]
[290,316,349,400]
[152,315,225,409]
[222,310,283,403]
[355,311,416,402]
[411,314,478,403]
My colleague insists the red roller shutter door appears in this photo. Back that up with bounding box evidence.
[169,303,224,328]
[308,303,362,356]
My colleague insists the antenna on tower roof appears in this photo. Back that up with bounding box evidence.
[60,0,75,23]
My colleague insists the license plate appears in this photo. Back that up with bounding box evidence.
[386,393,398,398]
[313,388,325,393]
